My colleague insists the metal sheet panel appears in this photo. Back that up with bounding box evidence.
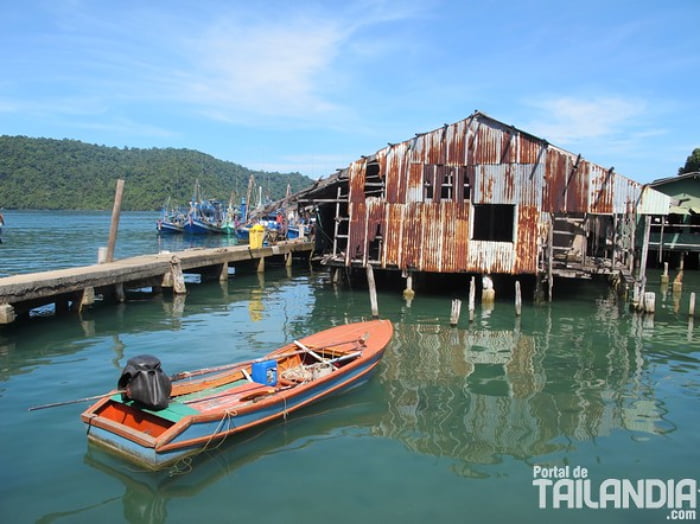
[589,163,614,214]
[513,205,540,273]
[383,203,405,268]
[637,186,671,215]
[473,163,544,206]
[466,241,515,273]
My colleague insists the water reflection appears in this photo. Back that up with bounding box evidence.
[79,392,384,524]
[374,319,668,476]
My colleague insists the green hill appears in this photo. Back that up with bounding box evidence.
[0,136,315,210]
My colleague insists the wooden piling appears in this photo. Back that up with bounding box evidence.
[257,256,265,273]
[673,269,683,294]
[79,287,95,312]
[515,280,522,316]
[636,215,651,304]
[689,292,696,317]
[0,304,16,324]
[482,275,495,304]
[403,272,415,300]
[366,264,379,318]
[219,262,229,282]
[450,299,462,327]
[114,283,125,303]
[170,257,186,295]
[468,276,475,322]
[660,262,669,286]
[642,292,656,314]
[105,179,125,263]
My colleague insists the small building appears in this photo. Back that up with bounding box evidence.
[296,111,670,298]
[644,171,700,268]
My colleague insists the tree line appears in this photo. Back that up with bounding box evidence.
[0,136,315,210]
[679,148,700,175]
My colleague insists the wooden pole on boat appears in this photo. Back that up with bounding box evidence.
[171,335,367,381]
[366,264,379,318]
[29,390,126,411]
[244,175,255,223]
[105,179,125,263]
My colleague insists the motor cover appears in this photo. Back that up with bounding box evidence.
[118,355,172,410]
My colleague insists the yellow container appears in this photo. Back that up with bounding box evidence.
[249,224,266,249]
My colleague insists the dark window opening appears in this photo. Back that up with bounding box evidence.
[424,166,435,201]
[364,161,384,198]
[472,204,515,242]
[440,168,453,200]
[462,166,471,201]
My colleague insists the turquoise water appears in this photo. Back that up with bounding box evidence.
[0,211,698,523]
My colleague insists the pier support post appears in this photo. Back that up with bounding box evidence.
[689,292,696,318]
[257,256,265,273]
[80,287,95,312]
[642,292,656,314]
[468,276,476,322]
[366,265,379,318]
[515,281,522,316]
[482,275,495,304]
[114,283,125,303]
[661,262,669,286]
[673,269,683,294]
[403,271,415,300]
[450,299,462,327]
[167,256,186,295]
[285,252,293,268]
[219,262,229,283]
[0,304,16,325]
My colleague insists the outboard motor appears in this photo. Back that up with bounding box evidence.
[118,355,172,410]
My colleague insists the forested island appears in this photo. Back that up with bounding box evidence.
[0,136,315,211]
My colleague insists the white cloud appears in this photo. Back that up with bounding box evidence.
[522,96,647,144]
[179,19,346,122]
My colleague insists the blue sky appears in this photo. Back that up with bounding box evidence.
[1,1,698,183]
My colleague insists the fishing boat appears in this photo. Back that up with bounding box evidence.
[81,319,393,470]
[156,198,187,234]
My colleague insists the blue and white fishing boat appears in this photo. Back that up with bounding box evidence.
[156,199,186,234]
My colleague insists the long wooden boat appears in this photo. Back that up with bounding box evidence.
[81,319,393,470]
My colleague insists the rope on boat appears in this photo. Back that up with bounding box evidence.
[169,410,235,476]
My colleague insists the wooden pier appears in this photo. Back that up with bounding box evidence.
[0,240,313,324]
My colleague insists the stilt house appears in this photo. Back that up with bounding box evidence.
[298,111,670,297]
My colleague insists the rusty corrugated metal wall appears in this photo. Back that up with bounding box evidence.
[340,111,666,275]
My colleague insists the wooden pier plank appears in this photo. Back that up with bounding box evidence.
[0,240,313,323]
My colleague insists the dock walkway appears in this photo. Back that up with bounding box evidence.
[0,240,313,324]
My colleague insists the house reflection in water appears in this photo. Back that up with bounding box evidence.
[374,320,664,477]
